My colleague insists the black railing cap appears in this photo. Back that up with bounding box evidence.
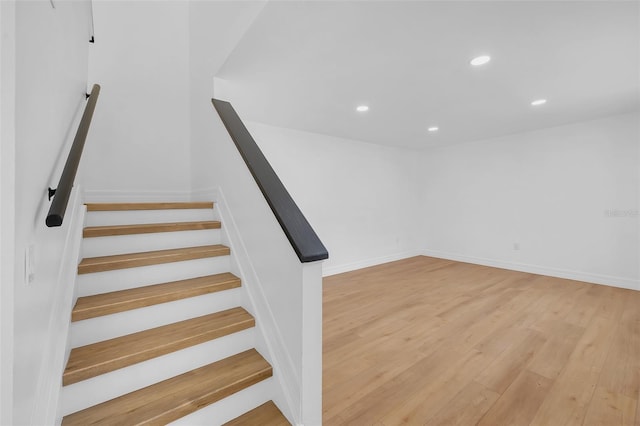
[212,98,328,263]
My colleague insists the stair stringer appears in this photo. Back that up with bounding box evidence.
[194,186,299,425]
[31,186,86,426]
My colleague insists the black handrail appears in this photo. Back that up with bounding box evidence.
[46,84,101,227]
[212,99,329,263]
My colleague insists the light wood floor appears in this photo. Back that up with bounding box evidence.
[323,256,640,425]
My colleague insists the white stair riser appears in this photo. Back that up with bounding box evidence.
[70,288,242,347]
[169,377,275,426]
[76,256,231,296]
[61,328,256,416]
[82,229,222,257]
[62,204,282,425]
[85,209,215,227]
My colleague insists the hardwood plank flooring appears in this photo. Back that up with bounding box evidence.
[323,256,640,425]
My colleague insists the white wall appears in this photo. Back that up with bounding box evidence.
[0,1,17,423]
[82,0,191,194]
[243,112,638,288]
[245,121,424,276]
[188,0,266,191]
[188,0,266,183]
[421,112,640,289]
[11,0,91,423]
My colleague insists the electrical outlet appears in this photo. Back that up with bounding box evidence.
[25,244,36,284]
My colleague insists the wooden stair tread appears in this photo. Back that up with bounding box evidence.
[72,273,241,321]
[62,349,272,425]
[63,307,254,386]
[83,221,221,237]
[78,244,230,274]
[85,202,213,211]
[224,401,291,426]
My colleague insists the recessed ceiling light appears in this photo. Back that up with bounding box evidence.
[470,55,491,66]
[356,105,369,112]
[428,126,439,132]
[531,99,547,106]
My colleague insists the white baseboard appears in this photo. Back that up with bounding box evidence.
[422,249,640,291]
[83,189,191,203]
[322,249,423,277]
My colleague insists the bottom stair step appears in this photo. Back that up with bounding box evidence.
[61,349,272,425]
[223,401,291,426]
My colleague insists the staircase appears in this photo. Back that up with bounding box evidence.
[59,202,290,425]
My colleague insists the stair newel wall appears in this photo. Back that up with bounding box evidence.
[300,261,323,426]
[190,98,327,425]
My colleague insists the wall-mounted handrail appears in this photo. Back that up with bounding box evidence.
[46,84,101,227]
[211,99,329,263]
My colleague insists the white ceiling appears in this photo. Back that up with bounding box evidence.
[217,1,640,149]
